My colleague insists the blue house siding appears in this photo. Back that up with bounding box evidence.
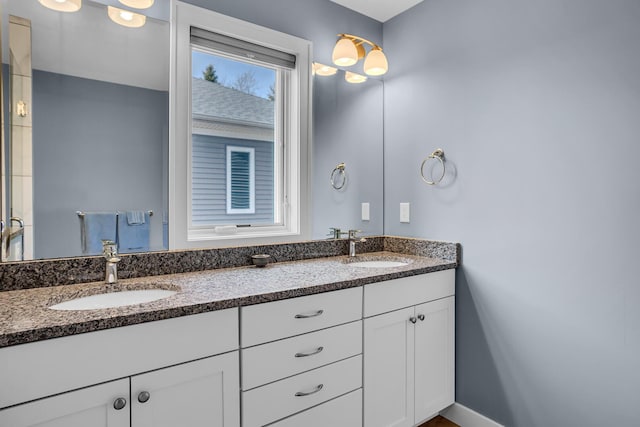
[192,134,274,225]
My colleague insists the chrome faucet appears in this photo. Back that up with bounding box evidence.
[348,230,366,257]
[102,240,121,284]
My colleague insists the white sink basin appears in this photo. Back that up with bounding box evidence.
[348,260,408,268]
[49,289,177,311]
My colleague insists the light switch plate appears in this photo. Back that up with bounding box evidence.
[361,203,370,221]
[400,203,410,223]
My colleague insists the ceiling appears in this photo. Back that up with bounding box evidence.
[329,0,424,22]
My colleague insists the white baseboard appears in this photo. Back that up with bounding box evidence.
[440,403,504,427]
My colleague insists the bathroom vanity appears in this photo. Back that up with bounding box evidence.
[0,238,458,427]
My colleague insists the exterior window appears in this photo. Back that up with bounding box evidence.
[226,146,255,214]
[172,3,311,248]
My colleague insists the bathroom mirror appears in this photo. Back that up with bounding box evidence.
[0,0,384,261]
[312,69,383,239]
[1,0,170,260]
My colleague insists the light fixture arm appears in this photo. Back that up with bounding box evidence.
[337,34,381,50]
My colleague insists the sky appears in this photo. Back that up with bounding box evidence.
[192,50,276,99]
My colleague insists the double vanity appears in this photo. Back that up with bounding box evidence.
[0,236,459,427]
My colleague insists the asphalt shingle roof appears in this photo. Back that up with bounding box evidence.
[191,77,274,128]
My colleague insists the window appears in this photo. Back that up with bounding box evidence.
[226,146,255,214]
[172,2,311,248]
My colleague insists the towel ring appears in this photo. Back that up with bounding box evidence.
[330,163,347,190]
[420,149,446,185]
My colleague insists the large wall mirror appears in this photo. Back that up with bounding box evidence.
[1,0,169,261]
[312,68,383,239]
[0,0,383,262]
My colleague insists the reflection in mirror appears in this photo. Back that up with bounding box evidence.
[0,2,385,262]
[1,0,170,260]
[312,67,384,239]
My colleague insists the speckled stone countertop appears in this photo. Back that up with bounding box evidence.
[0,249,457,348]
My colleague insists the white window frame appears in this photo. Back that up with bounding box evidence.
[170,1,312,249]
[226,146,255,215]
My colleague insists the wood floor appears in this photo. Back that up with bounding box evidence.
[418,415,460,427]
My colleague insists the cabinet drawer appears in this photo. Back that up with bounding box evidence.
[268,389,362,427]
[241,287,362,347]
[364,269,455,317]
[242,321,362,390]
[242,355,362,427]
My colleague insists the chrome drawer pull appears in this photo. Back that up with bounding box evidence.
[295,384,324,397]
[294,309,324,319]
[295,346,324,358]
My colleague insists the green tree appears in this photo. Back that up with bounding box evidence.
[202,64,219,83]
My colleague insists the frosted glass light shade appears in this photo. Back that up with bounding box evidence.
[108,6,146,28]
[313,62,338,76]
[38,0,81,12]
[364,47,388,76]
[119,0,154,9]
[332,37,358,67]
[345,71,367,84]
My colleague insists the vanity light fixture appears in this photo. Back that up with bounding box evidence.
[312,62,338,77]
[345,71,367,84]
[118,0,154,9]
[38,0,82,12]
[108,6,146,28]
[332,33,388,76]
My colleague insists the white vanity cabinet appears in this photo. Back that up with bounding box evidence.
[363,270,455,427]
[0,309,240,427]
[0,353,239,427]
[240,287,363,427]
[0,379,130,427]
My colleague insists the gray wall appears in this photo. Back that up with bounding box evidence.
[33,70,168,259]
[383,0,640,425]
[183,0,385,239]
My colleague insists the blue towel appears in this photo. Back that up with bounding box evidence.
[81,212,117,255]
[127,211,146,225]
[118,211,150,254]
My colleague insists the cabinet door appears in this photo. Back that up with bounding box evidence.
[0,379,129,427]
[364,307,415,427]
[414,296,455,424]
[131,351,240,427]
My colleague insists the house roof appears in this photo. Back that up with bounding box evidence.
[191,77,274,128]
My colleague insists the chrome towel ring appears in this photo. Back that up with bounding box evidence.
[420,149,446,185]
[330,162,347,190]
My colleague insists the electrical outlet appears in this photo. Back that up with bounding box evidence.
[361,203,370,221]
[400,203,410,223]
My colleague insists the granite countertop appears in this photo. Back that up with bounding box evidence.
[0,251,456,348]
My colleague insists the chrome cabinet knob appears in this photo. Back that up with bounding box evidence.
[409,316,417,324]
[138,391,151,403]
[113,397,127,410]
[417,314,425,321]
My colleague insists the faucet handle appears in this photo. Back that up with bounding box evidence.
[348,229,362,238]
[327,228,348,239]
[102,240,120,262]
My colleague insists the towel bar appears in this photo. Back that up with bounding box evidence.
[77,210,154,217]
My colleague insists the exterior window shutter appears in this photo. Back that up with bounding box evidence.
[230,151,251,210]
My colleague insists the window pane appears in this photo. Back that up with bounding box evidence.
[190,48,281,227]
